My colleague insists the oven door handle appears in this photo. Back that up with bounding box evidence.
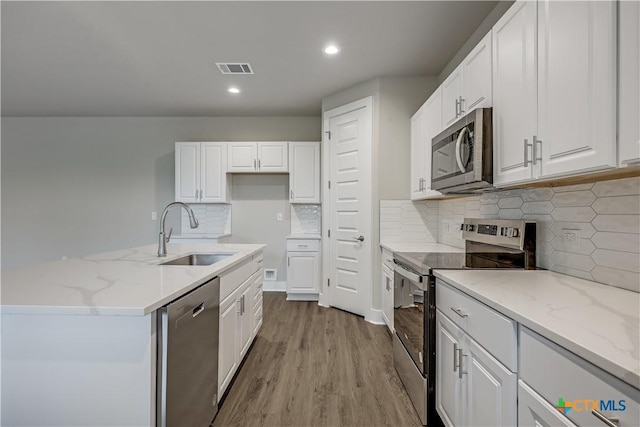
[393,263,423,283]
[455,126,468,173]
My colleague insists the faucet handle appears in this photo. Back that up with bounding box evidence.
[165,227,173,243]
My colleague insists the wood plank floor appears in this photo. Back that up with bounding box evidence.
[213,292,422,427]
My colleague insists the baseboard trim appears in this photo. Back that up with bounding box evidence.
[262,281,286,292]
[366,309,385,326]
[286,293,320,302]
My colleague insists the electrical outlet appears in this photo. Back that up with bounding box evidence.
[442,220,452,233]
[151,212,157,221]
[562,229,580,248]
[276,212,283,221]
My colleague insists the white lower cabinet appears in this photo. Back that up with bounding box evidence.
[380,248,394,333]
[286,239,320,298]
[218,252,263,401]
[519,380,577,427]
[435,309,516,427]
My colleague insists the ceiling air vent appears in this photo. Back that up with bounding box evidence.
[216,63,254,74]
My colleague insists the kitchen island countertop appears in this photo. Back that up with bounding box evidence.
[1,243,265,316]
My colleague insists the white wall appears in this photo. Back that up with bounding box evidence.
[1,116,320,270]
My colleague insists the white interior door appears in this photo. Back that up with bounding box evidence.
[324,97,372,317]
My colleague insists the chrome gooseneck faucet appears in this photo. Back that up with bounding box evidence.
[158,202,199,257]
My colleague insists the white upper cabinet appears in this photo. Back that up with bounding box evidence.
[537,0,617,177]
[411,87,444,201]
[442,65,464,127]
[462,31,493,113]
[619,0,640,166]
[442,31,493,128]
[493,0,617,187]
[175,142,230,203]
[289,142,320,203]
[175,142,200,203]
[492,0,538,186]
[228,142,288,173]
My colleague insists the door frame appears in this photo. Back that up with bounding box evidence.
[319,96,375,321]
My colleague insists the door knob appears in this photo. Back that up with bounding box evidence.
[353,235,365,242]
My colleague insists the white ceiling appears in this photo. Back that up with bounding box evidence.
[1,1,498,117]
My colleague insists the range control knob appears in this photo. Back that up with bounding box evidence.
[501,227,520,238]
[460,224,475,232]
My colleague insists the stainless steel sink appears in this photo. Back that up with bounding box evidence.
[160,253,234,266]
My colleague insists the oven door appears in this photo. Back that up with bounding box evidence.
[393,264,428,375]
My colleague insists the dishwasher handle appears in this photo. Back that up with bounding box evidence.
[192,302,205,317]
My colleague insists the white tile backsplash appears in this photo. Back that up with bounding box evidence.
[291,204,321,235]
[381,176,640,293]
[181,204,231,235]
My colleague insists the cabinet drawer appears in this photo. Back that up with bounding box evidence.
[382,248,394,270]
[286,239,319,252]
[252,252,264,272]
[253,273,263,303]
[436,278,517,371]
[519,380,577,427]
[520,327,639,427]
[220,258,254,302]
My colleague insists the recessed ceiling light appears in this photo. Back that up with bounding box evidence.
[228,87,240,94]
[324,44,340,55]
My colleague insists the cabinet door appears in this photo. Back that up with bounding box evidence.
[238,279,254,359]
[462,31,492,111]
[410,104,427,200]
[218,290,240,397]
[201,143,229,203]
[538,0,617,177]
[619,0,640,166]
[287,251,319,293]
[175,142,200,203]
[442,65,463,127]
[228,142,257,172]
[423,88,444,197]
[518,380,577,427]
[436,310,464,427]
[464,333,517,427]
[381,263,394,333]
[289,142,320,203]
[257,142,288,172]
[492,0,537,186]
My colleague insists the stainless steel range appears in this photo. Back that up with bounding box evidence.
[392,218,536,426]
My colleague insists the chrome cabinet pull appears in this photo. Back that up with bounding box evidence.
[533,135,542,165]
[450,307,468,318]
[458,348,466,379]
[459,96,465,114]
[288,257,290,267]
[195,190,198,199]
[199,189,203,199]
[254,159,257,170]
[455,99,460,117]
[524,139,533,167]
[591,409,619,427]
[290,190,294,200]
[258,159,261,170]
[453,343,459,372]
[236,299,242,314]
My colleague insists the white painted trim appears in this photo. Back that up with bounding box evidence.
[321,96,374,318]
[366,309,385,326]
[286,293,320,302]
[262,281,286,292]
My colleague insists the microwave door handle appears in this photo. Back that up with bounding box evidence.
[455,127,468,173]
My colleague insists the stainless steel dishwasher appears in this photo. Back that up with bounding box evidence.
[157,277,220,427]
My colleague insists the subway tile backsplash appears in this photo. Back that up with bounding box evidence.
[381,176,640,293]
[181,204,231,235]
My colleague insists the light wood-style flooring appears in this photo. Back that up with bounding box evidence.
[213,292,422,427]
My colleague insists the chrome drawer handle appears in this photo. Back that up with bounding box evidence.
[453,343,459,372]
[450,307,468,318]
[458,348,466,379]
[592,410,619,427]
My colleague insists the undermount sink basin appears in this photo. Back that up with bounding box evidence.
[160,253,234,266]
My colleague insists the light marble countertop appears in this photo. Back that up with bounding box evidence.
[1,243,265,317]
[434,269,640,389]
[380,242,464,253]
[171,233,231,239]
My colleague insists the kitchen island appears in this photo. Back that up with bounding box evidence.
[1,242,265,427]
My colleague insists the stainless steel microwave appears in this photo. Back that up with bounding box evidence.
[431,107,493,193]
